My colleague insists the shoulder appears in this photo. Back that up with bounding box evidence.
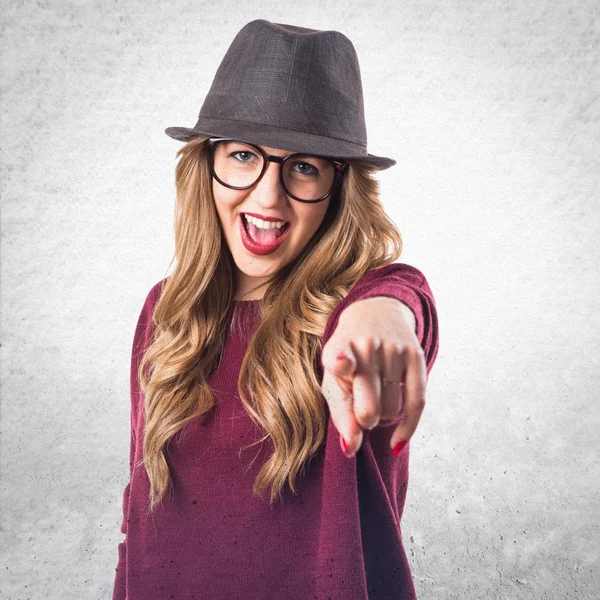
[132,277,168,348]
[139,277,168,315]
[148,277,168,304]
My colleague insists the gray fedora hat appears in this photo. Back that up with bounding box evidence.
[165,19,396,170]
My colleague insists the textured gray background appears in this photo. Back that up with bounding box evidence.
[1,1,599,599]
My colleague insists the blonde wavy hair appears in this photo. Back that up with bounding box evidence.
[139,135,403,513]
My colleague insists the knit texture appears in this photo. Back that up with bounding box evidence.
[112,262,439,600]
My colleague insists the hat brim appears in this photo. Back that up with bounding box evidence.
[164,119,396,171]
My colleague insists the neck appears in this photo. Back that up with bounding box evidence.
[234,280,271,302]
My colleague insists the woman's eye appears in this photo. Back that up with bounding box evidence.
[293,162,319,176]
[232,151,255,162]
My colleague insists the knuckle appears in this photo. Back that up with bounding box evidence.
[354,407,379,428]
[393,342,405,355]
[381,339,401,355]
[353,335,368,348]
[407,343,424,358]
[353,335,379,351]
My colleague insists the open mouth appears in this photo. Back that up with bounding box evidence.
[241,213,290,244]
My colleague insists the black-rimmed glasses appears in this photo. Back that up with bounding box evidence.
[208,138,347,203]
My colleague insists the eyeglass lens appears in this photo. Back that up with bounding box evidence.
[211,141,336,201]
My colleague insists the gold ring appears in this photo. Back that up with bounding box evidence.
[383,379,404,386]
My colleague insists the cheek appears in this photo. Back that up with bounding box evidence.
[293,207,329,249]
[212,183,243,216]
[306,203,330,233]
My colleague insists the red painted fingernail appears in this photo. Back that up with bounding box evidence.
[340,435,354,458]
[336,351,348,361]
[391,440,407,456]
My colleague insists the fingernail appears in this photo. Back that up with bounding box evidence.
[340,435,354,458]
[336,351,349,361]
[391,440,407,456]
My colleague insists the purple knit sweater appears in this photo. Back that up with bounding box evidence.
[112,263,439,600]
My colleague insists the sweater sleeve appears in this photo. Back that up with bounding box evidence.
[321,263,439,376]
[111,280,163,600]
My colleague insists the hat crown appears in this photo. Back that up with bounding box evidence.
[199,19,367,148]
[164,20,396,170]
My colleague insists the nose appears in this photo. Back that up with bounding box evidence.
[249,159,288,206]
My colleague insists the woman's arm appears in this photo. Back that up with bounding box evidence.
[319,263,439,457]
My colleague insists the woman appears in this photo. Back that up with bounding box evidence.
[112,19,439,600]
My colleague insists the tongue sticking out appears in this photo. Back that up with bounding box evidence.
[247,221,285,245]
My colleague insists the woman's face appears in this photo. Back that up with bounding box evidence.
[212,143,332,300]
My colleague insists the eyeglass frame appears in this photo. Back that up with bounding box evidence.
[207,138,348,204]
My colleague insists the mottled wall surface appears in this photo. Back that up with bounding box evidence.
[1,1,598,598]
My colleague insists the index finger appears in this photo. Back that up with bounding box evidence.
[389,344,427,452]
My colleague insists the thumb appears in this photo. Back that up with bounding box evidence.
[320,346,363,458]
[322,346,356,400]
[322,342,356,377]
[332,350,356,378]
